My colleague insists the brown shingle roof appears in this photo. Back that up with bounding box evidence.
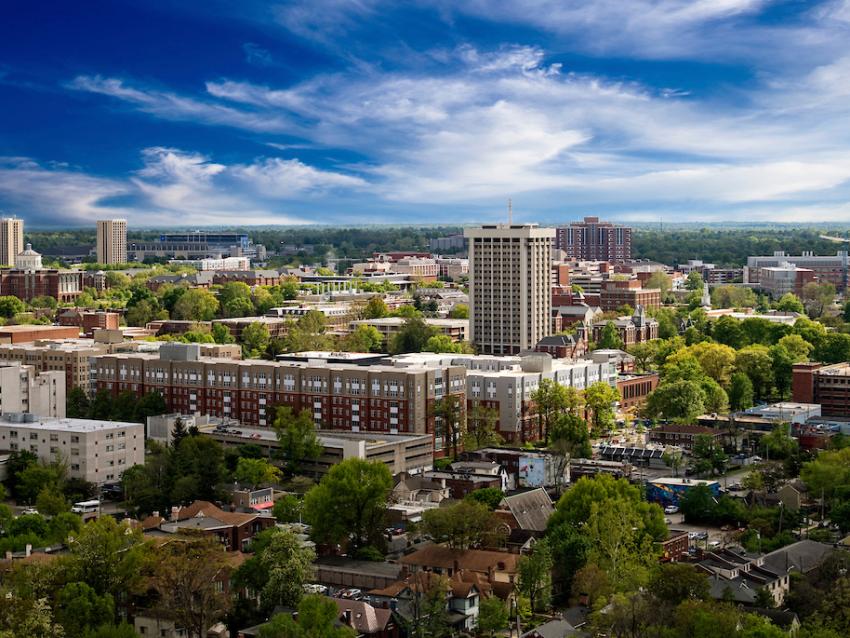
[173,500,258,527]
[399,544,519,574]
[331,598,393,634]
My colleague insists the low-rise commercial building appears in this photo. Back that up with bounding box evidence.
[756,263,816,298]
[207,426,434,478]
[0,325,81,344]
[0,413,144,483]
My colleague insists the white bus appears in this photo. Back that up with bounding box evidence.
[71,500,101,515]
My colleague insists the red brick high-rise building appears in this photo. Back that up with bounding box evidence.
[556,216,632,261]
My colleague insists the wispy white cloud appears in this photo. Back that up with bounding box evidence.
[0,149,362,226]
[243,42,273,67]
[67,75,295,133]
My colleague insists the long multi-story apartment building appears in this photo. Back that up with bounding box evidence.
[464,224,554,355]
[556,216,631,261]
[0,413,144,484]
[92,343,466,452]
[393,352,615,442]
[746,251,849,291]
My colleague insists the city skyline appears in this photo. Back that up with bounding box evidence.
[3,2,850,227]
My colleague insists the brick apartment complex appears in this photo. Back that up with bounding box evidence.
[556,217,632,261]
[0,325,81,344]
[93,343,466,447]
[350,317,469,346]
[0,268,84,302]
[792,362,850,417]
[394,352,615,442]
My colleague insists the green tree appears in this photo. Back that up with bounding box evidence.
[303,458,393,554]
[0,296,26,318]
[464,402,503,451]
[448,304,469,319]
[151,536,231,638]
[815,333,850,364]
[211,322,235,344]
[362,296,389,319]
[66,387,90,419]
[685,271,705,291]
[735,345,774,400]
[273,407,322,474]
[234,457,281,488]
[801,281,835,318]
[434,394,465,458]
[662,449,684,477]
[35,488,68,517]
[646,379,707,423]
[584,382,619,436]
[172,288,219,321]
[776,293,805,313]
[712,315,747,349]
[477,596,509,637]
[597,321,625,350]
[680,483,717,523]
[261,527,317,610]
[422,500,501,549]
[55,582,114,638]
[67,517,148,602]
[728,372,755,411]
[241,321,271,357]
[465,487,504,510]
[517,538,554,612]
[135,391,167,421]
[691,434,728,476]
[389,317,435,354]
[272,494,303,523]
[340,324,384,352]
[218,281,252,308]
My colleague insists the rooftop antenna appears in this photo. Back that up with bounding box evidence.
[508,198,513,225]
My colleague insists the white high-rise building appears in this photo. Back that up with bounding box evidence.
[96,219,127,264]
[464,224,555,355]
[0,217,24,267]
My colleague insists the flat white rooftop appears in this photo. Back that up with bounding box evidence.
[0,414,141,432]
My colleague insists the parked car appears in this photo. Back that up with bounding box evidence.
[664,505,679,515]
[20,508,38,516]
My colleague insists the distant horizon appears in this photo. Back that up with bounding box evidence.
[4,2,850,226]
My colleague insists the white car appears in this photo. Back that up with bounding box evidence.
[664,505,679,515]
[21,508,39,516]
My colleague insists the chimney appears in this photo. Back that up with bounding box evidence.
[25,544,31,558]
[342,610,353,626]
[4,551,11,560]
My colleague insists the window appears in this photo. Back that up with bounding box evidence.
[71,435,79,443]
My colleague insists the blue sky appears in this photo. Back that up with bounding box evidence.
[3,0,850,227]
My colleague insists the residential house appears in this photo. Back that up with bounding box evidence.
[399,544,519,601]
[698,549,790,606]
[648,424,722,451]
[159,500,276,551]
[521,619,579,638]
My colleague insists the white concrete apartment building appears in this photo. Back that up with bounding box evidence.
[96,219,128,265]
[394,352,615,442]
[0,217,24,268]
[464,224,555,355]
[0,414,144,483]
[0,364,65,418]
